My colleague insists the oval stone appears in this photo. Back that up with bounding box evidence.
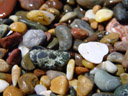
[0,59,10,72]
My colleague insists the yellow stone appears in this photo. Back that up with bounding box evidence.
[77,75,93,96]
[120,73,128,85]
[50,76,69,95]
[82,59,95,69]
[3,86,24,96]
[40,75,51,89]
[10,22,27,34]
[48,29,55,36]
[95,9,113,23]
[116,64,125,76]
[27,10,55,25]
[69,79,78,90]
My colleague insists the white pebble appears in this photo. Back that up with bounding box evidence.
[78,42,109,64]
[0,79,9,93]
[34,84,47,95]
[39,90,51,96]
[85,9,95,19]
[103,61,117,74]
[66,59,75,80]
[9,15,19,22]
[18,43,29,57]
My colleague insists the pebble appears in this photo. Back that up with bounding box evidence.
[107,52,124,63]
[114,41,128,51]
[94,70,121,91]
[3,85,23,96]
[75,53,83,66]
[90,21,98,30]
[46,70,65,80]
[106,18,128,41]
[66,59,75,80]
[92,5,102,14]
[85,9,95,20]
[40,90,51,96]
[70,87,77,96]
[40,76,51,89]
[34,69,45,77]
[11,65,21,86]
[29,46,70,70]
[73,39,84,51]
[69,79,78,90]
[70,19,94,36]
[18,73,39,94]
[15,11,28,19]
[113,3,128,22]
[82,59,95,69]
[120,73,128,85]
[104,0,122,6]
[0,73,12,84]
[0,59,10,72]
[55,25,72,50]
[67,0,75,5]
[92,92,113,96]
[78,42,109,64]
[76,0,104,8]
[0,79,9,93]
[59,12,77,23]
[9,15,19,22]
[21,52,35,71]
[116,64,125,76]
[0,48,7,59]
[95,9,113,23]
[0,0,17,18]
[27,10,55,25]
[0,32,22,50]
[50,76,69,95]
[47,8,60,17]
[77,75,93,96]
[71,28,89,40]
[7,48,22,65]
[102,61,117,74]
[10,22,27,34]
[122,0,128,9]
[100,32,119,44]
[114,84,128,96]
[75,67,89,74]
[122,50,128,69]
[34,84,47,94]
[73,8,84,19]
[0,24,8,38]
[19,0,44,10]
[22,29,47,48]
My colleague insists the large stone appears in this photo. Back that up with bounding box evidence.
[29,46,70,70]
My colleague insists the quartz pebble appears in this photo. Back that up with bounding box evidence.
[0,79,9,93]
[66,59,75,80]
[78,42,109,64]
[39,90,51,96]
[85,10,95,20]
[94,70,121,91]
[0,59,10,72]
[11,65,21,86]
[34,84,47,94]
[50,76,69,95]
[22,29,47,48]
[95,9,113,23]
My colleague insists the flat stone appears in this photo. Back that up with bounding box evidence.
[29,46,70,70]
[50,76,69,95]
[94,70,121,91]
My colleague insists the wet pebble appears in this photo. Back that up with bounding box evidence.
[120,73,128,85]
[69,79,78,90]
[85,9,95,20]
[34,84,47,94]
[0,59,10,72]
[0,79,9,93]
[94,70,121,91]
[82,59,95,69]
[107,52,124,63]
[75,67,89,74]
[116,64,125,76]
[22,29,47,48]
[114,41,128,51]
[0,24,8,38]
[9,15,19,22]
[78,42,109,64]
[34,69,45,77]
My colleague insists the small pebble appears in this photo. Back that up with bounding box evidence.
[120,73,128,85]
[75,53,83,66]
[95,9,113,23]
[50,76,69,95]
[0,48,7,59]
[9,15,19,22]
[34,69,45,77]
[69,79,78,90]
[85,9,95,20]
[0,24,8,38]
[93,5,102,14]
[34,84,47,95]
[82,59,95,69]
[92,92,113,96]
[39,90,51,96]
[66,59,75,80]
[0,59,10,72]
[78,42,109,64]
[75,67,89,74]
[0,79,9,93]
[40,76,51,89]
[116,64,125,76]
[122,50,128,69]
[10,22,27,34]
[114,41,128,51]
[90,21,98,30]
[0,73,12,84]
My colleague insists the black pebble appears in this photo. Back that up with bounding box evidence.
[2,19,14,25]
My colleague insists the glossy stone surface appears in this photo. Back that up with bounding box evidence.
[18,73,39,94]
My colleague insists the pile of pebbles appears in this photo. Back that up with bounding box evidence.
[0,0,128,96]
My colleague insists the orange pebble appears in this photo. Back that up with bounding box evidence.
[75,67,89,74]
[34,69,45,77]
[93,5,101,14]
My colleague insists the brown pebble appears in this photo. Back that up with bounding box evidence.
[75,67,89,74]
[7,48,22,65]
[3,85,24,96]
[45,32,51,42]
[90,21,98,30]
[54,22,67,27]
[0,48,7,59]
[0,32,22,50]
[98,24,104,31]
[34,69,45,77]
[93,5,102,14]
[122,50,128,69]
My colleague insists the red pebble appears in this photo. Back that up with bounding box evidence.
[7,48,22,65]
[71,28,89,40]
[106,18,128,41]
[0,32,22,50]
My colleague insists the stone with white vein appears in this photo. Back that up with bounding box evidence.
[78,42,109,64]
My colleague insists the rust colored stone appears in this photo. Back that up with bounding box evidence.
[7,48,22,65]
[34,69,45,77]
[75,67,89,74]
